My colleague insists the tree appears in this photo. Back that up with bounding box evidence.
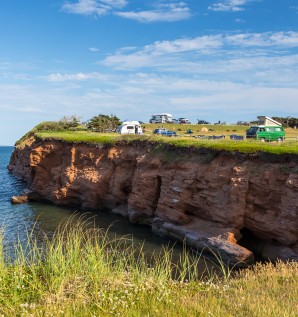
[272,116,298,128]
[59,115,80,130]
[86,114,121,132]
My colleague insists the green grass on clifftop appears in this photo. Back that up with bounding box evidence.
[36,131,122,144]
[151,135,298,155]
[32,130,298,155]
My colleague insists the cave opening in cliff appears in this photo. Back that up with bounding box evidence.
[152,175,162,211]
[121,181,132,195]
[30,168,36,182]
[238,227,263,260]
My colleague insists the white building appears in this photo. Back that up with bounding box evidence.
[149,113,173,124]
[116,121,143,135]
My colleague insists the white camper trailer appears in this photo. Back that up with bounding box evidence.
[149,113,173,124]
[116,121,143,135]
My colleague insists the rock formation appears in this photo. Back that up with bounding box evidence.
[10,195,28,204]
[8,137,298,266]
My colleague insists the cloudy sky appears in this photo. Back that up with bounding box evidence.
[0,0,298,144]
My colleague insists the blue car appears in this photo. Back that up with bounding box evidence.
[153,129,177,137]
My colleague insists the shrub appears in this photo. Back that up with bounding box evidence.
[86,114,121,132]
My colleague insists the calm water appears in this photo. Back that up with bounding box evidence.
[0,146,189,259]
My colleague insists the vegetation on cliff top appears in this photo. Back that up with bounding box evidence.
[0,222,297,317]
[32,131,298,155]
[15,121,298,155]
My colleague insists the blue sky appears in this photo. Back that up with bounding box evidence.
[0,0,298,145]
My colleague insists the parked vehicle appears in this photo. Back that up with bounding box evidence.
[179,118,191,124]
[153,128,177,137]
[149,113,173,124]
[116,121,143,135]
[153,128,167,134]
[197,120,210,124]
[246,126,285,142]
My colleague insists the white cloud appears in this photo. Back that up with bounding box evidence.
[100,32,298,71]
[89,47,100,52]
[62,0,127,16]
[115,2,191,22]
[62,1,191,22]
[46,72,107,82]
[101,35,223,68]
[149,35,223,53]
[208,0,253,12]
[226,32,298,47]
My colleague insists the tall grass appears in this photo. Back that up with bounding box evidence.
[0,221,297,317]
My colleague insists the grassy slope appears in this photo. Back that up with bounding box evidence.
[0,223,297,317]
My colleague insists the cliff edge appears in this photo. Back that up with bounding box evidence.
[8,136,298,266]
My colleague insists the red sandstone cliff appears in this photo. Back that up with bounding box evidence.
[8,137,298,266]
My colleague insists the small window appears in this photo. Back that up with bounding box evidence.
[259,128,265,132]
[127,126,134,130]
[275,128,281,131]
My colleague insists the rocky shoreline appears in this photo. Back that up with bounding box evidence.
[8,136,298,266]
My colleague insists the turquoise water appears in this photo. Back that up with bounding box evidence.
[0,146,185,257]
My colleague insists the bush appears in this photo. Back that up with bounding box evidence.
[86,114,121,132]
[35,122,65,131]
[58,115,80,130]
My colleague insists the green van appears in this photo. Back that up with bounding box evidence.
[246,126,285,142]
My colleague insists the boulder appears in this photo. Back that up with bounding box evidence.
[10,195,28,204]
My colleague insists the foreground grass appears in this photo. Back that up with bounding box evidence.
[33,130,298,155]
[0,223,297,317]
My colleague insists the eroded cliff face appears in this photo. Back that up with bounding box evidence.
[8,137,298,266]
